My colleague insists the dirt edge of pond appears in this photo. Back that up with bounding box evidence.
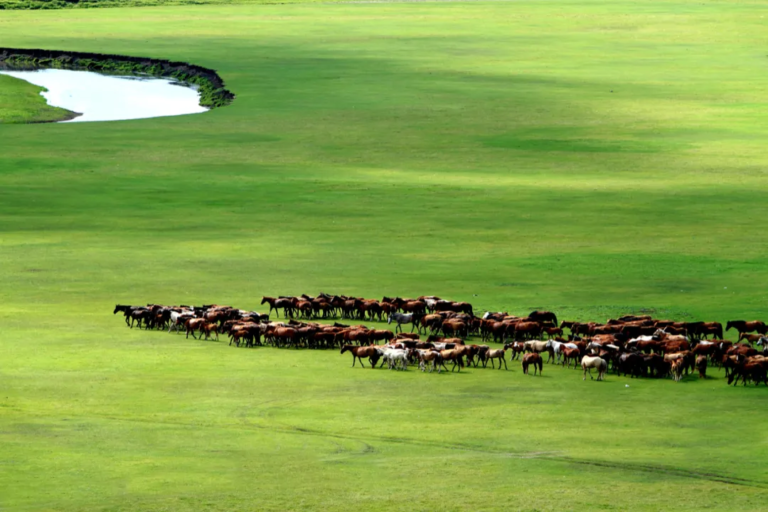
[0,48,235,109]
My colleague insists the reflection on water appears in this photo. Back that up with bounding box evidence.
[0,69,208,122]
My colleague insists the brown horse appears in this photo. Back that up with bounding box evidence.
[340,345,380,368]
[439,349,464,372]
[529,310,557,325]
[727,320,768,335]
[696,355,708,379]
[202,322,219,341]
[522,353,542,375]
[561,347,581,368]
[185,318,206,339]
[261,296,293,318]
[739,333,765,346]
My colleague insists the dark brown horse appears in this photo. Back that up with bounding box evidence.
[529,310,557,325]
[727,320,767,335]
[261,296,293,318]
[522,353,543,375]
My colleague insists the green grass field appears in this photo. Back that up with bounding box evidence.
[0,74,74,123]
[2,1,768,509]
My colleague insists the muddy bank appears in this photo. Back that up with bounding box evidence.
[0,48,234,108]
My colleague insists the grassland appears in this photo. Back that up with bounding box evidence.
[0,73,75,122]
[2,1,768,509]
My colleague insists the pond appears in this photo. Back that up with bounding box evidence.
[0,69,209,122]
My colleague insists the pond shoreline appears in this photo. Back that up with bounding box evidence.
[0,47,234,109]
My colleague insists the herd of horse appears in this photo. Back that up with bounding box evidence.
[113,294,768,386]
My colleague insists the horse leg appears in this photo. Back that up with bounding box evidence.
[503,358,508,370]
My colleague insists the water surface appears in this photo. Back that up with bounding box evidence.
[0,69,208,122]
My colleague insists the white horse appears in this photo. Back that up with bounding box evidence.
[545,340,575,363]
[582,356,607,381]
[378,347,408,370]
[168,310,194,333]
[628,335,658,345]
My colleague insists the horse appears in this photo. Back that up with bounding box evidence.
[388,312,416,334]
[415,349,442,373]
[522,353,542,375]
[728,360,768,386]
[727,320,768,335]
[382,348,408,370]
[113,304,139,326]
[529,310,557,325]
[340,345,380,368]
[260,296,292,318]
[544,339,570,363]
[504,342,526,360]
[202,322,219,341]
[441,319,467,339]
[561,347,581,368]
[696,355,708,379]
[185,318,206,339]
[483,348,508,369]
[581,356,607,381]
[439,349,464,372]
[168,311,194,333]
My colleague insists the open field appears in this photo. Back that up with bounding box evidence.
[2,0,768,509]
[0,74,73,123]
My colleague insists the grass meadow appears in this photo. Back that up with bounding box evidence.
[0,74,72,123]
[2,0,768,509]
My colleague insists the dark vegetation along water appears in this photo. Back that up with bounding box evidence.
[0,47,234,109]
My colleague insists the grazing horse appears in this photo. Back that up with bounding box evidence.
[522,353,542,375]
[528,310,558,326]
[696,355,708,379]
[483,348,508,369]
[340,345,380,368]
[581,356,607,381]
[388,312,417,334]
[670,359,686,382]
